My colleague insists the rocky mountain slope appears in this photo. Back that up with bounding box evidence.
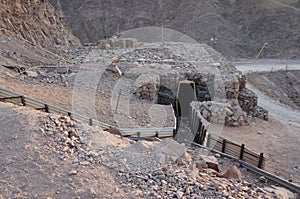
[0,0,80,46]
[49,0,300,59]
[248,70,300,111]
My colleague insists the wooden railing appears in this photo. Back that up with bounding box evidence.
[190,102,265,169]
[0,87,174,138]
[207,134,265,169]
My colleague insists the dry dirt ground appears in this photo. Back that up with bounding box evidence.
[222,118,300,185]
[223,70,300,184]
[0,102,127,199]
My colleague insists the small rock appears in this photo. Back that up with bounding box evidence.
[87,151,99,158]
[214,153,221,158]
[259,176,267,183]
[176,190,184,199]
[26,71,38,78]
[80,161,90,166]
[68,170,77,175]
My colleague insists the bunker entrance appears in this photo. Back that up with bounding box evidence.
[157,75,212,116]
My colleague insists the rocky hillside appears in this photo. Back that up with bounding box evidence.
[50,0,300,59]
[248,70,300,111]
[0,0,80,46]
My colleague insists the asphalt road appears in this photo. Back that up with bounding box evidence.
[247,84,300,123]
[232,59,300,122]
[233,59,300,73]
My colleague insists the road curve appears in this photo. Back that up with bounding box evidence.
[247,84,300,123]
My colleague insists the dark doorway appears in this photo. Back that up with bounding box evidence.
[176,80,197,117]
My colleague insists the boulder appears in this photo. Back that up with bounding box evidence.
[218,165,242,180]
[26,70,38,78]
[200,155,219,172]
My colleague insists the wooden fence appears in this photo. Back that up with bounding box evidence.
[0,87,174,138]
[207,134,265,169]
[189,103,265,169]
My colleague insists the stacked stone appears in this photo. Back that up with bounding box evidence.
[225,102,248,126]
[191,101,226,124]
[239,75,247,90]
[98,38,137,49]
[238,88,258,113]
[252,106,269,121]
[111,44,267,122]
[225,79,240,100]
[134,83,158,101]
[185,73,212,101]
[134,73,160,101]
[191,101,248,126]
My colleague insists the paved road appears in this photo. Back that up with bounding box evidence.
[233,59,300,73]
[247,84,300,123]
[231,59,300,122]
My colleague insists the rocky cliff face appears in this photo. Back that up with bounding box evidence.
[50,0,300,58]
[0,0,80,46]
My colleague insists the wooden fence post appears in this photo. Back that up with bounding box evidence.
[222,139,226,153]
[258,153,264,169]
[201,129,207,145]
[20,96,25,106]
[240,144,245,160]
[206,133,211,148]
[45,104,49,113]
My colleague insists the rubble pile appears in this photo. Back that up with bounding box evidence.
[118,48,190,67]
[115,146,284,199]
[41,114,95,163]
[99,139,186,173]
[39,113,295,198]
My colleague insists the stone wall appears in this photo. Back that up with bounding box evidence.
[117,44,267,125]
[133,73,160,101]
[97,38,137,50]
[191,101,248,126]
[238,88,258,113]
